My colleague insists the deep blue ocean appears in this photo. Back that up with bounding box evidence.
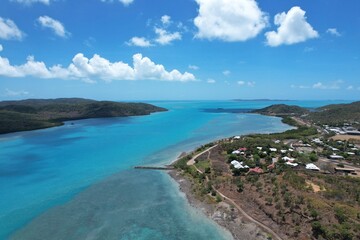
[0,100,350,239]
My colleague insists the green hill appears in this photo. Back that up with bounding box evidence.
[307,101,360,125]
[253,101,360,126]
[0,98,167,134]
[251,104,309,116]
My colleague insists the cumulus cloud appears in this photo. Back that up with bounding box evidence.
[128,15,182,47]
[100,0,134,6]
[238,81,255,86]
[326,28,341,37]
[247,81,255,87]
[10,0,50,5]
[265,6,318,47]
[0,44,3,52]
[207,79,216,84]
[84,37,96,48]
[188,65,199,70]
[0,17,24,40]
[37,16,70,38]
[161,15,171,26]
[291,84,310,89]
[4,88,29,97]
[0,53,195,82]
[127,37,152,47]
[154,27,181,45]
[194,0,268,42]
[223,70,231,76]
[312,80,343,90]
[347,85,354,90]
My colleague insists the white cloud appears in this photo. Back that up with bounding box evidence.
[0,44,3,52]
[119,0,133,5]
[0,17,24,40]
[194,0,268,42]
[247,81,255,87]
[207,79,216,84]
[326,28,341,37]
[188,65,199,70]
[238,80,255,86]
[154,27,181,45]
[223,70,231,76]
[291,84,310,89]
[127,37,152,47]
[312,82,326,89]
[161,15,171,26]
[347,85,353,90]
[37,16,70,38]
[4,88,29,97]
[128,15,183,47]
[84,37,96,48]
[312,80,343,90]
[304,47,315,52]
[0,53,195,82]
[265,6,318,47]
[10,0,50,5]
[100,0,134,6]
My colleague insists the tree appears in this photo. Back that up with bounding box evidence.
[309,152,319,162]
[237,180,244,192]
[311,221,324,238]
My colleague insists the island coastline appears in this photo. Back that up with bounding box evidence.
[167,101,360,240]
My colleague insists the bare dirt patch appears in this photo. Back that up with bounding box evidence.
[306,180,323,192]
[331,134,360,142]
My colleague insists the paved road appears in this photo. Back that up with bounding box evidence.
[187,144,218,166]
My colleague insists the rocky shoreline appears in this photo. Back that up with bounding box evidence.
[168,169,269,240]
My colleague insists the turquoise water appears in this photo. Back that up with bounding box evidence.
[0,100,350,239]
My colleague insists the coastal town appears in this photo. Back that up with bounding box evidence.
[172,102,360,240]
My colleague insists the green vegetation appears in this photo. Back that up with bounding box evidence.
[0,98,167,134]
[254,101,360,127]
[307,101,360,126]
[252,104,309,116]
[172,100,360,239]
[281,116,299,126]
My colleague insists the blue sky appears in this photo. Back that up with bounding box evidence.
[0,0,359,100]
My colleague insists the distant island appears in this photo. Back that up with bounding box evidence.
[233,99,291,102]
[252,101,360,128]
[0,98,167,134]
[170,101,360,240]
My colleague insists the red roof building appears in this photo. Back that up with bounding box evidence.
[249,167,264,174]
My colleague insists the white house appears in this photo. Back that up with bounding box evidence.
[234,136,241,140]
[286,162,298,167]
[282,157,295,162]
[306,163,320,171]
[269,148,277,152]
[329,155,344,160]
[280,150,287,154]
[232,150,241,155]
[231,160,249,169]
[257,147,263,151]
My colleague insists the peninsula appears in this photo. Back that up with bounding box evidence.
[0,98,167,134]
[170,101,360,240]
